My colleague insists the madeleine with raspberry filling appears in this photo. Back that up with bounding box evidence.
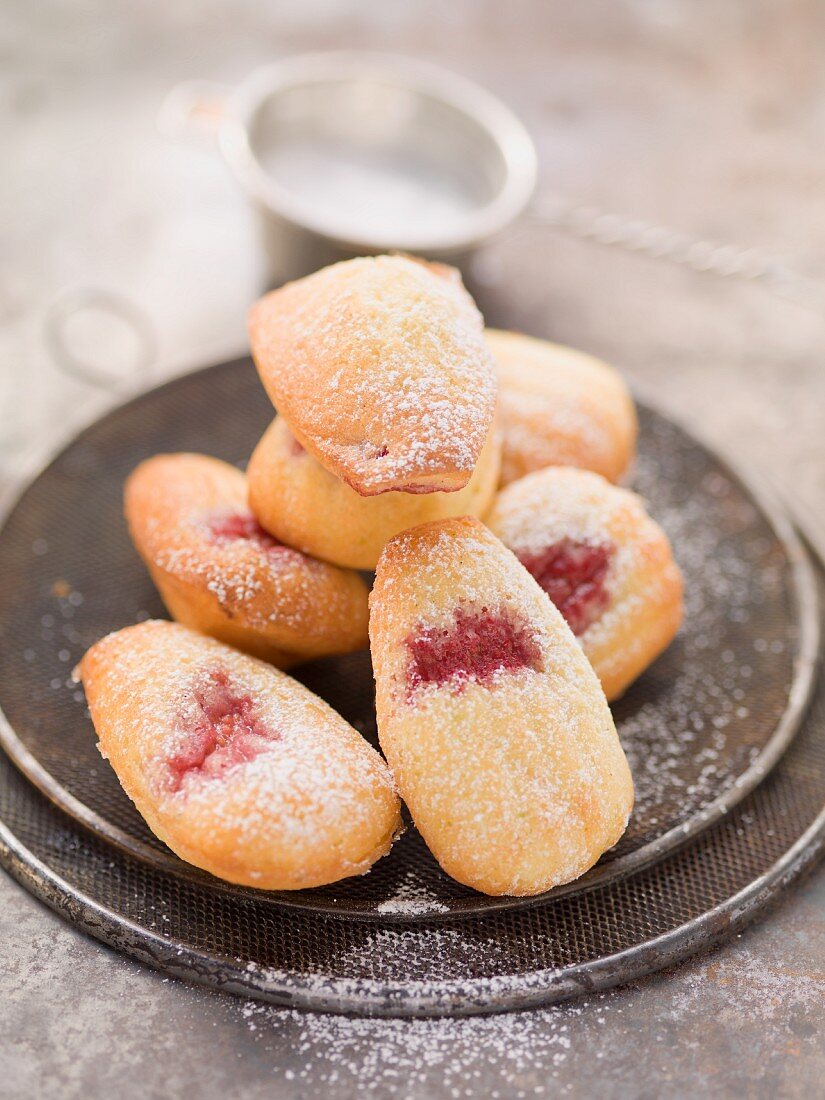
[247,415,501,570]
[370,516,633,897]
[249,255,497,496]
[77,622,401,889]
[487,467,684,701]
[488,329,637,487]
[124,453,368,667]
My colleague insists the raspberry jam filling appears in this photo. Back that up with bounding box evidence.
[286,432,304,457]
[206,512,284,556]
[167,668,277,791]
[406,606,542,693]
[518,538,613,636]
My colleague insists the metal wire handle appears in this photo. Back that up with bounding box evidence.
[43,193,825,399]
[44,287,157,392]
[528,192,825,317]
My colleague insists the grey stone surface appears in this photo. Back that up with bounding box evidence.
[1,1,824,1096]
[2,867,824,1098]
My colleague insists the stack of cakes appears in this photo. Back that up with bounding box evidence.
[78,254,683,897]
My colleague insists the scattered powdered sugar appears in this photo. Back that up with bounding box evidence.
[339,925,514,981]
[235,996,596,1094]
[600,433,795,847]
[669,946,824,1024]
[221,937,825,1096]
[375,869,450,916]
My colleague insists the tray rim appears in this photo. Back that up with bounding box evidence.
[0,358,820,923]
[1,696,824,1018]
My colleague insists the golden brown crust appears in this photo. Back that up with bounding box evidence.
[370,516,634,896]
[247,416,502,570]
[78,621,401,889]
[487,467,684,701]
[487,329,637,486]
[124,453,369,666]
[248,256,497,496]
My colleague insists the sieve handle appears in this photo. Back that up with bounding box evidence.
[45,287,157,392]
[527,191,825,317]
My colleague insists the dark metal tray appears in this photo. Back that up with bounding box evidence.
[0,358,818,922]
[0,558,822,1016]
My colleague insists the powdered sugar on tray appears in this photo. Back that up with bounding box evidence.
[609,444,794,849]
[375,870,449,916]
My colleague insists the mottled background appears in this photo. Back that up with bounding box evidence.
[1,1,824,1096]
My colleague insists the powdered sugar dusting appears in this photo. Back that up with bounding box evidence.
[223,933,824,1095]
[125,453,369,655]
[488,466,673,653]
[375,869,450,915]
[155,515,356,633]
[670,946,824,1024]
[80,621,400,887]
[371,518,632,895]
[235,995,598,1093]
[489,329,636,487]
[250,256,498,493]
[610,431,795,849]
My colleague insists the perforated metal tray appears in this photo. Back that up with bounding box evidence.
[0,561,823,1016]
[0,358,819,923]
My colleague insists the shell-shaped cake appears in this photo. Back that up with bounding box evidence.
[78,621,401,889]
[370,516,634,896]
[248,256,497,496]
[488,329,637,486]
[124,453,369,667]
[487,467,684,700]
[247,415,502,570]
